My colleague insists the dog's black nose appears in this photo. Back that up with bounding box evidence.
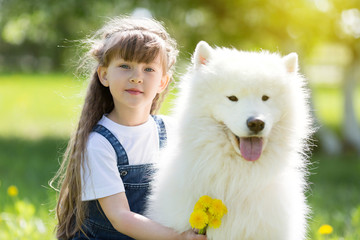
[247,116,265,134]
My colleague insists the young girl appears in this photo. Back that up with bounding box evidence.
[51,17,206,240]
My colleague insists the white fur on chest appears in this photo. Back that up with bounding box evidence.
[147,129,307,240]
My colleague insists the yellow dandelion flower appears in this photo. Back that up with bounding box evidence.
[200,195,213,208]
[209,199,227,218]
[189,210,209,229]
[199,195,213,205]
[190,196,228,232]
[208,216,222,229]
[194,201,204,211]
[194,195,213,211]
[318,224,333,235]
[7,185,18,197]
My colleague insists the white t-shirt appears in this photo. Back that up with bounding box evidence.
[81,115,172,201]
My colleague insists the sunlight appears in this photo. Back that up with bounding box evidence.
[341,8,360,38]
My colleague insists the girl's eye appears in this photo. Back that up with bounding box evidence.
[262,95,269,101]
[227,95,238,102]
[145,67,155,72]
[119,64,130,69]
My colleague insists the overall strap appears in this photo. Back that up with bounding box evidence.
[151,115,167,149]
[92,124,129,165]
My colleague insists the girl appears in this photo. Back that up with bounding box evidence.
[51,16,206,240]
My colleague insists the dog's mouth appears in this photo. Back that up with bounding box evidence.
[227,130,264,161]
[237,136,263,161]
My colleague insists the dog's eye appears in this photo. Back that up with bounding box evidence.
[227,95,238,102]
[262,95,269,101]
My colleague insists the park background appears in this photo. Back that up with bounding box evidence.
[0,0,359,239]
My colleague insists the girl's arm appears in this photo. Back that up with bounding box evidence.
[98,192,206,240]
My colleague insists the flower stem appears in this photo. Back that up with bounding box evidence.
[198,228,206,235]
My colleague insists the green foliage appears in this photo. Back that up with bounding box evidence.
[1,0,359,71]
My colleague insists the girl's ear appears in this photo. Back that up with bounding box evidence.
[158,74,170,93]
[193,41,213,69]
[97,66,109,87]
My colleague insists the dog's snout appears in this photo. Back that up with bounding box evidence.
[247,116,265,134]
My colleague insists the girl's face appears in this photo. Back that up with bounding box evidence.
[98,54,169,114]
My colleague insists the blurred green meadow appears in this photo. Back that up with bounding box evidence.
[0,73,359,239]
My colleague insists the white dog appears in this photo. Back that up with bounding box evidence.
[146,41,313,240]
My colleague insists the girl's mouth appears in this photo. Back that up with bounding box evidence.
[126,88,143,95]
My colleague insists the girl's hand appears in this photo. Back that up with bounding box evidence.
[180,229,207,240]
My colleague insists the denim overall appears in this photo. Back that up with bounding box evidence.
[72,115,167,240]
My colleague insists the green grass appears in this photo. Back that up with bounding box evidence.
[308,154,360,239]
[0,137,62,239]
[0,73,359,239]
[0,73,174,139]
[0,73,85,138]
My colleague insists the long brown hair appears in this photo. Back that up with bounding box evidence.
[50,16,178,239]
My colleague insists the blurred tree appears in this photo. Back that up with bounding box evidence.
[0,0,135,71]
[305,0,360,154]
[338,7,360,154]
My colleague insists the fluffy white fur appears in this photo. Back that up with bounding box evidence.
[146,41,313,240]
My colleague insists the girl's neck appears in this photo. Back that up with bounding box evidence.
[107,107,151,126]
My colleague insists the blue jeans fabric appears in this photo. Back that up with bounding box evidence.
[71,115,167,240]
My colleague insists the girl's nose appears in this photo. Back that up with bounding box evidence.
[129,68,143,84]
[129,78,143,84]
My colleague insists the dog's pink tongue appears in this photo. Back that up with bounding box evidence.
[239,137,263,161]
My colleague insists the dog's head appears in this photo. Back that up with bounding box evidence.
[183,41,310,162]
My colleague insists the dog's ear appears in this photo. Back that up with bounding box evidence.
[283,52,298,73]
[193,41,213,69]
